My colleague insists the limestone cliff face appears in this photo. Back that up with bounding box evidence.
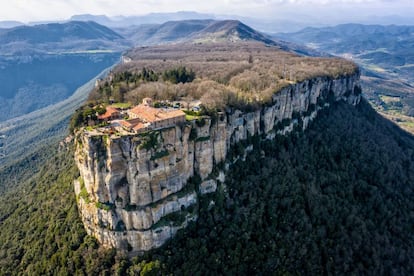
[74,73,361,253]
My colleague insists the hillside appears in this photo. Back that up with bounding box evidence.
[274,24,414,132]
[156,99,414,275]
[0,20,127,122]
[0,20,129,54]
[0,53,120,121]
[1,98,414,274]
[0,68,110,168]
[0,21,123,43]
[117,19,215,45]
[116,20,280,47]
[191,20,277,45]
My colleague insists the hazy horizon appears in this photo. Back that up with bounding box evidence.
[1,0,413,28]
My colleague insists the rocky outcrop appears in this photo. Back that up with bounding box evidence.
[74,73,361,253]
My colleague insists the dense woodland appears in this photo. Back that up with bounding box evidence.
[1,99,414,275]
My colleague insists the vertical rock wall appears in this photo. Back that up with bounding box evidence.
[74,73,361,253]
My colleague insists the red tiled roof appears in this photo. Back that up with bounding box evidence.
[119,118,148,132]
[129,105,185,123]
[119,118,141,128]
[98,106,120,120]
[132,122,146,131]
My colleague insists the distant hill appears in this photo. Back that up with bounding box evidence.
[119,19,215,45]
[275,24,414,55]
[274,23,414,132]
[0,21,24,28]
[191,20,277,45]
[0,21,123,43]
[0,20,125,124]
[118,19,287,48]
[71,12,216,28]
[0,21,129,54]
[274,23,414,79]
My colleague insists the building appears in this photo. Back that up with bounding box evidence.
[119,119,149,133]
[127,99,186,130]
[142,97,153,106]
[98,106,121,121]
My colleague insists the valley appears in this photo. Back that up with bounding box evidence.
[0,53,120,122]
[0,67,110,168]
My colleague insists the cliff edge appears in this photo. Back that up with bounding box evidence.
[74,72,361,253]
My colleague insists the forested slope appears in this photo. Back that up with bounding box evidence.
[1,99,413,274]
[157,99,414,275]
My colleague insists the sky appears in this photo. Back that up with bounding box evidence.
[0,0,413,25]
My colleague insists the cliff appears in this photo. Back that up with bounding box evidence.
[74,73,361,253]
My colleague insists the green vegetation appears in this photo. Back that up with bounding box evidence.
[1,100,414,274]
[189,127,198,141]
[90,68,159,104]
[162,66,195,84]
[150,100,414,275]
[78,177,90,204]
[150,150,169,161]
[111,102,132,109]
[89,66,194,106]
[69,105,98,132]
[151,207,192,229]
[185,114,199,121]
[195,136,210,142]
[184,110,203,122]
[96,201,115,211]
[139,131,160,150]
[0,146,121,275]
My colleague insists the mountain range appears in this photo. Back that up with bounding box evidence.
[70,12,321,33]
[67,11,414,32]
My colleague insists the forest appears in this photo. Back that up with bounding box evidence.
[87,43,358,112]
[1,99,413,275]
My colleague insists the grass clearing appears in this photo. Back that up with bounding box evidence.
[185,114,200,121]
[111,102,132,109]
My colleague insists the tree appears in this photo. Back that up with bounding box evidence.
[163,66,195,84]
